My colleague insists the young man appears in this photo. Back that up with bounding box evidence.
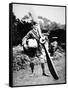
[22,23,49,76]
[22,12,49,76]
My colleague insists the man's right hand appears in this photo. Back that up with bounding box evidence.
[40,36,46,44]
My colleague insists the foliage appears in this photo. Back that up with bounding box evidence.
[11,12,66,47]
[11,12,34,46]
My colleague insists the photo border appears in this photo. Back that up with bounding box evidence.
[9,2,67,87]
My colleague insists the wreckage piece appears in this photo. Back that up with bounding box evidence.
[39,36,59,80]
[42,43,59,80]
[36,23,59,80]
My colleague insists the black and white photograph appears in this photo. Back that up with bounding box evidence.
[9,3,66,87]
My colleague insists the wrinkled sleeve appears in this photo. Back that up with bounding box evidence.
[22,31,32,45]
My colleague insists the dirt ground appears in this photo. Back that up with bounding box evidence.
[13,48,66,86]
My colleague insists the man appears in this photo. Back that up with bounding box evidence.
[22,13,49,76]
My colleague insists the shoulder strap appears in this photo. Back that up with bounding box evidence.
[32,28,40,40]
[22,28,40,45]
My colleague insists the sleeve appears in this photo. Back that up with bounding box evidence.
[22,31,32,46]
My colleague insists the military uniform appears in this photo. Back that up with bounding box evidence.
[22,24,48,76]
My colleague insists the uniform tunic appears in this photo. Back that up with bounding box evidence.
[22,25,48,63]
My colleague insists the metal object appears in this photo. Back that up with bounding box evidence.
[37,24,59,80]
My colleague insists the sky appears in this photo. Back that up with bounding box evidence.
[13,4,65,24]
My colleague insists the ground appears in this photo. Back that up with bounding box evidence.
[13,45,66,86]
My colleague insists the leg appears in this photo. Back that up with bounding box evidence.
[30,62,34,73]
[41,63,49,76]
[41,63,47,76]
[40,55,49,76]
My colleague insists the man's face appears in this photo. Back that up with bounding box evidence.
[27,17,32,23]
